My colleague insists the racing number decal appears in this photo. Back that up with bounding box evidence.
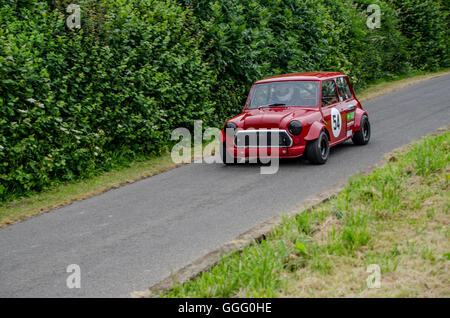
[331,107,342,138]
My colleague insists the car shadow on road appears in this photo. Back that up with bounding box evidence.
[219,140,357,169]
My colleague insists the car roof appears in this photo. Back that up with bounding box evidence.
[254,72,346,84]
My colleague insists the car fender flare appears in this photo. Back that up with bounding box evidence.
[354,109,368,131]
[304,121,329,141]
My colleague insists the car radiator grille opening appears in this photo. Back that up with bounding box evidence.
[234,130,293,148]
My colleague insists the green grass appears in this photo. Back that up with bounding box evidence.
[356,68,450,102]
[0,152,181,226]
[1,69,449,228]
[160,130,449,298]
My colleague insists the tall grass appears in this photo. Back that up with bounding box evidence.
[161,131,450,297]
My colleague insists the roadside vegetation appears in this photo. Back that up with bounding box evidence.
[0,70,449,227]
[1,0,449,202]
[160,130,449,297]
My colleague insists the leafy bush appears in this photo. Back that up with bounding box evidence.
[180,0,414,118]
[0,0,214,199]
[326,0,410,84]
[392,0,449,69]
[0,0,448,201]
[180,0,340,120]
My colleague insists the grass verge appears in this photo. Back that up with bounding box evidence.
[356,69,450,102]
[1,69,449,228]
[0,153,182,226]
[160,129,449,297]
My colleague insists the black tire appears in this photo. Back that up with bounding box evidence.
[220,142,236,165]
[352,115,371,145]
[306,130,330,165]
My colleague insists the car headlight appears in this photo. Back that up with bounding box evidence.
[288,121,302,135]
[224,122,237,136]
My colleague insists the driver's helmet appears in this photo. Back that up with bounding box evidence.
[274,84,294,103]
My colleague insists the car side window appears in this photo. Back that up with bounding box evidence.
[321,80,339,107]
[336,77,353,101]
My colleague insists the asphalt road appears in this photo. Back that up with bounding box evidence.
[1,75,449,297]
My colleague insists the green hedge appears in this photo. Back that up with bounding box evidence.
[393,0,449,70]
[0,0,214,199]
[179,0,415,120]
[0,0,448,201]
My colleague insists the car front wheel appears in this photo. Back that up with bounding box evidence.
[352,115,371,145]
[306,130,329,165]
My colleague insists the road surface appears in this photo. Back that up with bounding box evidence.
[1,75,449,297]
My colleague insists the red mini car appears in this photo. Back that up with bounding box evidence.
[220,72,371,164]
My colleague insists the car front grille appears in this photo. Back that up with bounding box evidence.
[234,129,293,148]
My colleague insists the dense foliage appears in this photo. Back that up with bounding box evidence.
[393,0,449,69]
[0,0,214,199]
[0,0,448,200]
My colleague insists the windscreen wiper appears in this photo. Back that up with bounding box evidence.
[258,103,286,109]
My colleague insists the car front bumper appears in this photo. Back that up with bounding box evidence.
[227,144,306,159]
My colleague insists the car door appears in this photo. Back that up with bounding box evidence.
[336,76,356,138]
[321,79,345,144]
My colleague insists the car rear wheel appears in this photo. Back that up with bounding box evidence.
[220,142,236,165]
[306,130,329,165]
[352,115,371,145]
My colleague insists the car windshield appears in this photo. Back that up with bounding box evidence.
[249,81,319,109]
